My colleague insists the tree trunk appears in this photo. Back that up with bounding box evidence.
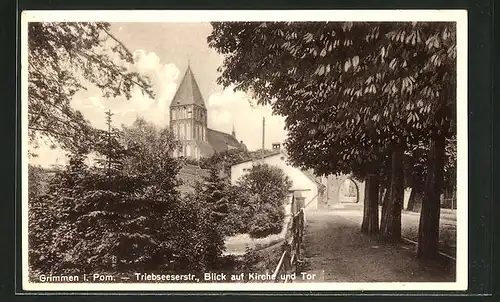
[406,181,424,212]
[378,186,384,206]
[417,134,445,258]
[380,186,390,231]
[451,185,456,210]
[361,174,380,235]
[380,146,404,241]
[407,188,416,211]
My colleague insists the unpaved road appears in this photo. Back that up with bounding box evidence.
[300,209,456,282]
[333,205,457,258]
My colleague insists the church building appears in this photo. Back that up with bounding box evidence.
[169,64,246,160]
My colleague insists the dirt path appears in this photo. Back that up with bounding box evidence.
[300,209,456,282]
[335,205,457,258]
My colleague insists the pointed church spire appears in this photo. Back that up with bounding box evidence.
[170,61,206,108]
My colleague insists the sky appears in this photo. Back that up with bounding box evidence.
[30,22,287,167]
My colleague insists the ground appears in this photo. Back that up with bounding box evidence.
[332,204,457,258]
[299,205,456,282]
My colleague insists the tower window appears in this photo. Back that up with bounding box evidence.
[173,124,179,138]
[180,124,185,139]
[186,123,191,140]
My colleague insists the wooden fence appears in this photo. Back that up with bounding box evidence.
[271,197,306,283]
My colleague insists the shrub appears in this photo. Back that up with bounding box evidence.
[235,164,292,238]
[221,185,254,235]
[248,202,286,238]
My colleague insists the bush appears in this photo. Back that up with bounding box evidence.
[221,185,254,236]
[232,164,292,238]
[248,202,286,238]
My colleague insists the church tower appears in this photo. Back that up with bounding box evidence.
[169,64,207,159]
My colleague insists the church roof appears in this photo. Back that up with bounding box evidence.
[195,140,215,158]
[182,129,244,159]
[170,65,206,108]
[207,128,243,154]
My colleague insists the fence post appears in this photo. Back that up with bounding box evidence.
[283,243,292,274]
[299,209,304,244]
[295,217,301,261]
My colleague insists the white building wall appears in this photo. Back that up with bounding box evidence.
[230,153,320,210]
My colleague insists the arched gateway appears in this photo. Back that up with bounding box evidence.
[317,174,365,209]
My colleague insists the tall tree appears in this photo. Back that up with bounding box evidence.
[404,142,428,212]
[30,116,179,274]
[122,118,226,272]
[190,168,230,268]
[121,117,180,187]
[361,173,380,235]
[31,114,152,274]
[208,21,456,257]
[28,22,154,153]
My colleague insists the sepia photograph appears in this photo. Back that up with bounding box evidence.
[22,10,467,291]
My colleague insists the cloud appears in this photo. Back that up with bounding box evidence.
[133,50,161,74]
[72,49,180,130]
[207,88,287,151]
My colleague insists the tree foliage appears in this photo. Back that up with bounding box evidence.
[121,117,180,186]
[236,164,292,238]
[208,21,456,176]
[28,22,154,152]
[28,116,227,276]
[208,21,457,256]
[186,168,230,268]
[189,163,293,240]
